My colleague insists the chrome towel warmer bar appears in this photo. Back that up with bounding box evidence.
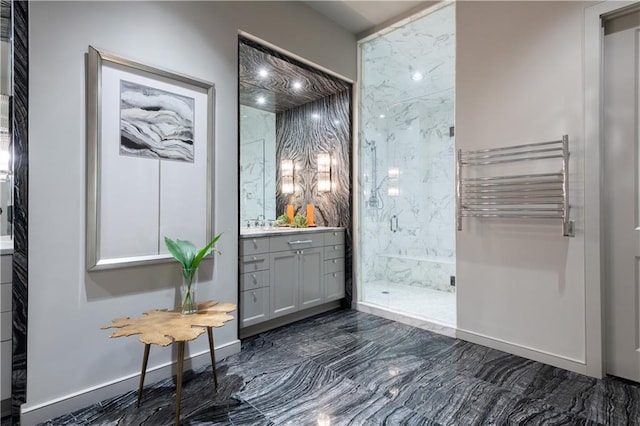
[456,135,574,237]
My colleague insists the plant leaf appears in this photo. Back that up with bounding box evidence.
[192,232,223,270]
[164,236,190,269]
[177,239,198,269]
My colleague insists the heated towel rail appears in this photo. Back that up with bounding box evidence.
[456,135,574,237]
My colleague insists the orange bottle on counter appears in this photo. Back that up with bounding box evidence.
[286,204,294,223]
[306,204,315,226]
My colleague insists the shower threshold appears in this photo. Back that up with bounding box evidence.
[357,281,456,337]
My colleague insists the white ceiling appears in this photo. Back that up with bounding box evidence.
[303,1,433,35]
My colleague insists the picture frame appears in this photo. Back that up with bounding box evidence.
[86,46,215,271]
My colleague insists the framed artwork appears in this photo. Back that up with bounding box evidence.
[86,46,215,270]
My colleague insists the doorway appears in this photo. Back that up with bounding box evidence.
[603,7,640,382]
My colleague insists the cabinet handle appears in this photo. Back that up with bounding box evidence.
[252,239,257,248]
[253,256,257,261]
[334,245,338,250]
[333,232,337,236]
[333,259,337,264]
[333,273,337,278]
[252,274,257,283]
[288,240,313,245]
[252,291,257,302]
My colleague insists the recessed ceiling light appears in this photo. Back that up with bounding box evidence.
[312,113,320,119]
[257,96,266,105]
[379,114,385,119]
[258,68,268,78]
[333,120,340,125]
[293,81,303,90]
[411,72,423,81]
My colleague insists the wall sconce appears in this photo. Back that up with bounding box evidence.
[388,167,400,197]
[281,159,294,194]
[317,152,331,192]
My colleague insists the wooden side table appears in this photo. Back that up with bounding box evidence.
[102,300,236,426]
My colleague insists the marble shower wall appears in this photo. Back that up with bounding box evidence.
[240,105,275,224]
[360,4,455,292]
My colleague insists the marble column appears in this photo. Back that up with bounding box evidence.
[12,0,28,423]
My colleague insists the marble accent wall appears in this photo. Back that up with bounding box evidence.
[360,4,455,293]
[276,90,351,227]
[12,0,28,422]
[239,38,350,114]
[240,105,275,223]
[276,89,352,304]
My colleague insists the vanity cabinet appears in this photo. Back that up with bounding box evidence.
[239,229,345,330]
[240,242,270,328]
[324,230,346,301]
[271,246,323,318]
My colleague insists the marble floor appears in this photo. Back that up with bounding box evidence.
[39,309,639,425]
[363,281,456,327]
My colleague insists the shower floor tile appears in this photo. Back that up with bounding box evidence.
[363,280,456,326]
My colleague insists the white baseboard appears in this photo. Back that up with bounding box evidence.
[456,328,588,375]
[353,302,589,376]
[20,340,241,426]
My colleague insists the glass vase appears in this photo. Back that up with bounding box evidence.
[181,267,198,315]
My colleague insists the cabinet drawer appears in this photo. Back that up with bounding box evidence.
[241,287,270,327]
[240,270,269,291]
[324,230,345,246]
[0,312,9,342]
[270,233,323,252]
[0,283,10,313]
[324,257,344,274]
[324,244,344,260]
[325,271,345,301]
[240,254,269,273]
[1,340,10,400]
[0,256,11,284]
[240,237,269,256]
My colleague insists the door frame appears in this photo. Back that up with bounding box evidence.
[584,0,638,379]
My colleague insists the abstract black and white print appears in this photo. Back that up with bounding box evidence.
[120,80,195,162]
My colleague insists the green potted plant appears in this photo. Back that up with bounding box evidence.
[164,233,222,315]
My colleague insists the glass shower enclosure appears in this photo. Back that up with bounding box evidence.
[358,3,456,326]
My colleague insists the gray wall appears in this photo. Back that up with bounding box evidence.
[27,1,355,421]
[456,1,591,372]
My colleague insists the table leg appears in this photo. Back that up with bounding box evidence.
[207,327,218,389]
[175,341,185,426]
[137,343,151,408]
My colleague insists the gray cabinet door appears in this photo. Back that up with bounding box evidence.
[325,271,345,301]
[299,247,323,309]
[240,287,270,327]
[270,250,299,318]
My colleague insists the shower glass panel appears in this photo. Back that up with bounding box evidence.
[359,4,456,326]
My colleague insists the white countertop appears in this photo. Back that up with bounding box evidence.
[0,236,13,255]
[240,226,345,237]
